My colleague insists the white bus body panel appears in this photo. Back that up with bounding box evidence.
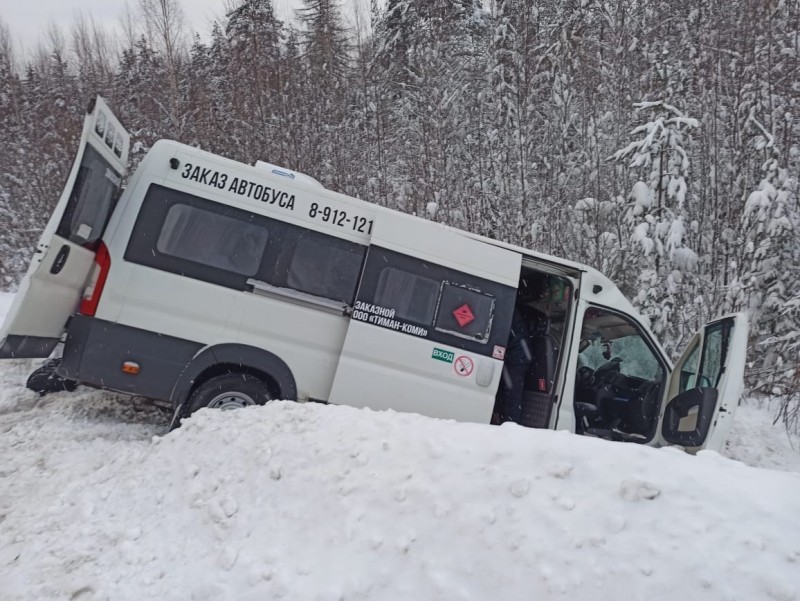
[230,296,350,401]
[329,212,521,423]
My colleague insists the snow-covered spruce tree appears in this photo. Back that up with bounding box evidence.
[729,0,800,431]
[484,0,529,241]
[71,15,115,101]
[183,35,212,148]
[138,0,185,135]
[274,27,307,171]
[535,0,596,258]
[224,0,284,163]
[554,0,649,296]
[297,0,350,81]
[612,100,700,355]
[371,0,487,220]
[741,159,799,430]
[296,0,353,189]
[0,19,26,289]
[345,4,390,205]
[485,0,582,252]
[114,36,171,154]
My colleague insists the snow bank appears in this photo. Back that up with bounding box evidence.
[1,396,798,601]
[725,398,800,473]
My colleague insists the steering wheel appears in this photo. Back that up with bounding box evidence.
[593,357,622,386]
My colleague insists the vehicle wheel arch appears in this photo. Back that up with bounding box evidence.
[170,343,297,409]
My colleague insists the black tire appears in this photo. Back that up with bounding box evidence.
[185,373,272,417]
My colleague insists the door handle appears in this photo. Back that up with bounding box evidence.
[476,359,495,387]
[50,245,70,274]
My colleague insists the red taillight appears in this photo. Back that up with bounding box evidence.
[79,242,111,316]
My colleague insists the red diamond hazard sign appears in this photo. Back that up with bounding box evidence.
[453,304,475,328]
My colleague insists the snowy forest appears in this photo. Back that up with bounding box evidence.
[0,0,798,423]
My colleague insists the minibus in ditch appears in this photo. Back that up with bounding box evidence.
[0,97,748,451]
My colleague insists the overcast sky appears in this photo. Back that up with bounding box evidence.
[0,0,357,56]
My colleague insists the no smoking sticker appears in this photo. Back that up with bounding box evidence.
[454,355,474,377]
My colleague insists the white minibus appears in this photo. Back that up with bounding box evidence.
[0,97,748,451]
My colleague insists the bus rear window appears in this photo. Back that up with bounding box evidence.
[56,145,122,246]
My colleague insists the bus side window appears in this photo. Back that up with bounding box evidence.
[374,267,439,324]
[156,203,269,276]
[126,184,367,306]
[282,231,365,305]
[354,247,515,358]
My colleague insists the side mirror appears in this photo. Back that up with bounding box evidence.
[661,388,718,447]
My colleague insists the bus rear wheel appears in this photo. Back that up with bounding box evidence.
[186,373,272,416]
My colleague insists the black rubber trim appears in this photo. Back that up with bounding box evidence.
[60,315,203,400]
[60,315,298,407]
[60,315,91,378]
[0,335,60,359]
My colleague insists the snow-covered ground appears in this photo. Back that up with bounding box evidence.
[724,399,800,473]
[0,291,799,601]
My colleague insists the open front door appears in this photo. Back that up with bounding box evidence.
[660,313,749,452]
[0,97,129,358]
[329,213,521,423]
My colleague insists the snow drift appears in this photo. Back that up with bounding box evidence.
[1,396,799,601]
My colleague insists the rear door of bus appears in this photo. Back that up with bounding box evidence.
[329,212,521,423]
[0,97,129,358]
